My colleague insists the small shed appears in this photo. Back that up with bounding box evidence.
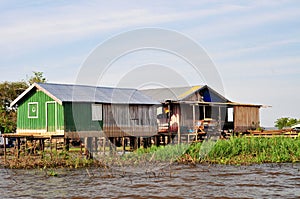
[10,83,159,139]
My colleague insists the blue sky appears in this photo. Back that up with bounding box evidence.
[1,0,299,127]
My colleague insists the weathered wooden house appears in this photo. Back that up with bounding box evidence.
[10,83,159,140]
[141,85,262,138]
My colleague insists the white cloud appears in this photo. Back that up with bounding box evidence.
[0,2,246,57]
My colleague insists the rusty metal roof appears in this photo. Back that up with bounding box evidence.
[11,83,159,106]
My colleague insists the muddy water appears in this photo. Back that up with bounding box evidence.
[0,163,300,198]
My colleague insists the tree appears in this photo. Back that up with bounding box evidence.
[0,72,47,133]
[27,71,47,85]
[274,117,300,129]
[0,81,28,133]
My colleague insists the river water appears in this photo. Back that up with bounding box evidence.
[0,163,299,198]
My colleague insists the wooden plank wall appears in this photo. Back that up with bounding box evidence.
[234,106,260,132]
[103,104,157,137]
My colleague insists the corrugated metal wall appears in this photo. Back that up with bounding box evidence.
[17,90,64,134]
[64,102,103,132]
[234,106,260,132]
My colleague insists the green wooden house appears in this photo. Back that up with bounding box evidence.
[10,83,159,138]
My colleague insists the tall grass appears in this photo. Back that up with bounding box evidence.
[4,136,299,169]
[121,144,189,162]
[185,136,300,164]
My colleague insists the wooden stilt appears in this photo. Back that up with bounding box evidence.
[134,137,138,150]
[17,138,20,159]
[137,137,141,149]
[65,137,70,151]
[122,137,125,154]
[55,139,57,151]
[24,137,27,155]
[154,135,158,146]
[50,136,53,160]
[94,137,98,153]
[3,136,6,163]
[103,137,106,155]
[34,140,36,154]
[178,112,181,144]
[112,137,117,153]
[108,137,113,154]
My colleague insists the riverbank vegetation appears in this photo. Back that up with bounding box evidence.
[1,150,103,169]
[101,136,300,168]
[183,136,300,164]
[2,136,300,169]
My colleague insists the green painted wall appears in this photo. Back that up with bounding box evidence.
[17,90,64,132]
[64,102,103,132]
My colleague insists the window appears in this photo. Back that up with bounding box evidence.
[28,102,38,118]
[92,104,102,121]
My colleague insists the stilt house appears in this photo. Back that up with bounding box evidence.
[11,83,262,147]
[10,83,159,139]
[141,85,262,136]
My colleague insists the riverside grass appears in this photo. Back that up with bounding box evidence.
[183,136,300,164]
[3,136,300,169]
[125,136,300,165]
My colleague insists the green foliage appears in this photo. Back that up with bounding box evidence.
[0,81,28,133]
[125,144,189,162]
[27,71,47,85]
[275,117,300,129]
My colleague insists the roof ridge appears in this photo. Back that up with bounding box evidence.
[140,85,205,91]
[37,82,138,91]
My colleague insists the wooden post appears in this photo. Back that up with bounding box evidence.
[161,135,165,145]
[50,136,53,160]
[42,139,45,152]
[133,137,138,150]
[167,103,171,145]
[41,139,45,158]
[193,104,196,133]
[109,137,113,154]
[24,137,27,156]
[178,112,181,144]
[33,140,36,154]
[218,106,222,132]
[65,137,70,151]
[94,137,98,153]
[137,137,141,149]
[103,137,106,155]
[113,137,117,152]
[155,135,159,146]
[87,137,92,152]
[122,137,125,154]
[17,137,20,159]
[3,135,6,163]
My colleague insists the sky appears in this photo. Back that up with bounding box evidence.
[0,0,299,127]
